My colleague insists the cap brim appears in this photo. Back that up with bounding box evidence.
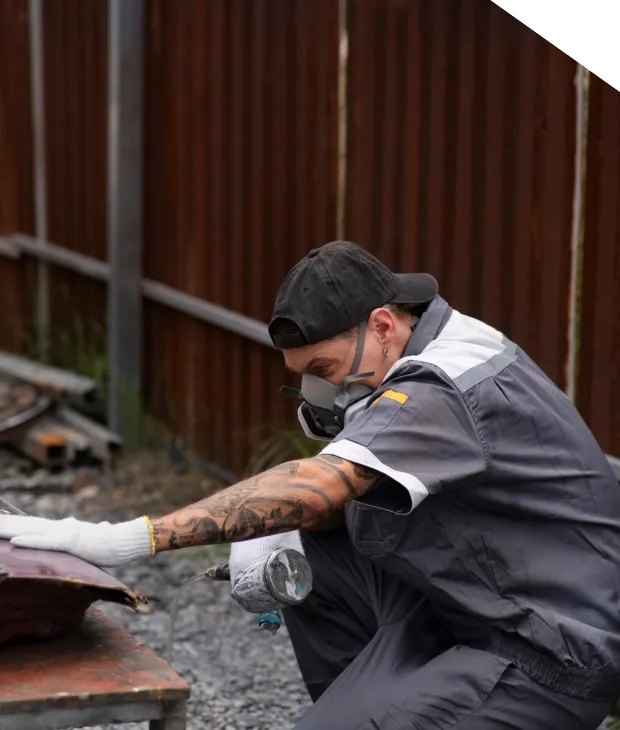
[392,273,438,306]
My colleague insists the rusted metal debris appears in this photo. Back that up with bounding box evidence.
[0,469,89,494]
[12,409,122,468]
[0,380,52,440]
[0,498,148,646]
[56,406,123,460]
[18,418,70,469]
[0,352,98,399]
[0,355,122,468]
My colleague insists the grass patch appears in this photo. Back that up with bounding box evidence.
[29,309,179,449]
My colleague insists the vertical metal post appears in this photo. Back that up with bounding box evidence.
[107,0,144,439]
[29,0,50,360]
[336,0,349,240]
[566,65,589,402]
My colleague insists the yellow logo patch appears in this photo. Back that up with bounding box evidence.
[374,389,409,406]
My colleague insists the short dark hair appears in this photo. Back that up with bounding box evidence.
[389,302,426,319]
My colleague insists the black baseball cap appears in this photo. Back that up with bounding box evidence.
[268,241,438,349]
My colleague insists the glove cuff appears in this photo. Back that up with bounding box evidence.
[111,517,153,563]
[229,530,305,584]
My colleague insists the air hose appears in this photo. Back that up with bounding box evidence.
[167,572,209,665]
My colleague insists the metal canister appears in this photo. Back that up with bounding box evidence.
[230,547,313,614]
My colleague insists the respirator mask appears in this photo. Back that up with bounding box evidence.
[282,321,375,441]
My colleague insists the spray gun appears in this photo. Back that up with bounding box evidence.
[203,563,282,635]
[166,548,312,664]
[206,548,313,633]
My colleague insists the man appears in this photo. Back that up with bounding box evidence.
[1,240,619,729]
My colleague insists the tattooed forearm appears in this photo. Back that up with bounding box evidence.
[316,454,378,490]
[150,456,379,552]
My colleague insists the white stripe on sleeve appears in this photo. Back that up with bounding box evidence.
[321,439,429,514]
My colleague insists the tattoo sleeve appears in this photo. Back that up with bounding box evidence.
[150,455,379,552]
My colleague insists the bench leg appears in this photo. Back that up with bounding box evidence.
[150,700,187,730]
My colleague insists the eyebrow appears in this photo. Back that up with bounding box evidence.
[286,358,338,375]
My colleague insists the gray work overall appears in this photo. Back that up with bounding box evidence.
[284,296,620,729]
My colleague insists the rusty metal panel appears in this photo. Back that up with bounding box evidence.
[41,0,109,364]
[577,77,620,456]
[0,498,147,646]
[0,0,36,353]
[346,0,577,387]
[143,0,339,471]
[0,608,189,713]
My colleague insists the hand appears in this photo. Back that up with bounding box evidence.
[228,530,306,586]
[0,514,152,567]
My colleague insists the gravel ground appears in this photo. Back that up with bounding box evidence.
[3,455,311,730]
[97,552,311,730]
[2,453,619,730]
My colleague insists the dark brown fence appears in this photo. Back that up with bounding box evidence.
[42,0,109,366]
[0,0,35,351]
[0,0,108,364]
[0,0,619,470]
[143,0,339,468]
[346,0,577,386]
[577,76,620,455]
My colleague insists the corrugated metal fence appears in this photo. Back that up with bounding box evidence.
[346,0,576,387]
[0,0,35,352]
[143,0,339,466]
[0,0,108,366]
[0,0,619,471]
[577,77,620,456]
[43,0,109,364]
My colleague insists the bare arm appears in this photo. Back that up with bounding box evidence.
[151,454,379,552]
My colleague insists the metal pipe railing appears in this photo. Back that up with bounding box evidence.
[1,234,273,349]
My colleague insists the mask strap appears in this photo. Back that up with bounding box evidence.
[350,320,367,375]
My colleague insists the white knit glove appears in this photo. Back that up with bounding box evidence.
[229,530,306,589]
[0,514,152,567]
